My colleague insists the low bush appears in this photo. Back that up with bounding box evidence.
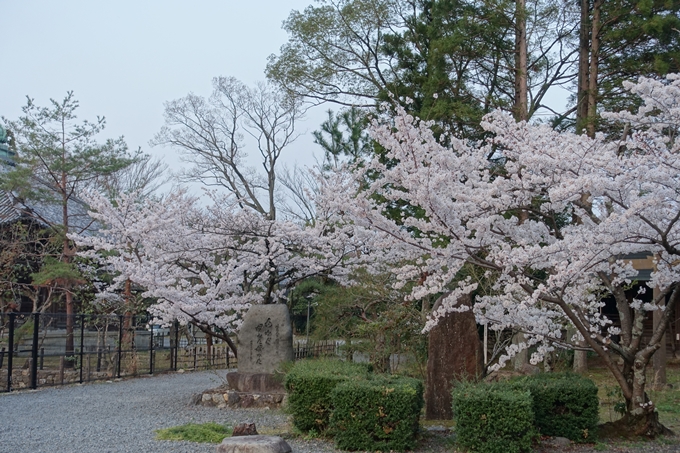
[511,372,599,442]
[330,375,424,452]
[284,358,370,433]
[452,383,537,453]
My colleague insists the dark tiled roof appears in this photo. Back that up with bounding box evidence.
[0,189,21,225]
[0,165,95,233]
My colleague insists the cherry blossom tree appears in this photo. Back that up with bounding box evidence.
[323,74,680,435]
[72,188,369,357]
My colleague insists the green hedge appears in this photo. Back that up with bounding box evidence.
[284,359,370,433]
[452,384,537,453]
[330,376,424,452]
[509,373,599,442]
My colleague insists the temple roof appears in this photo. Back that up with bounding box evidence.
[0,164,95,232]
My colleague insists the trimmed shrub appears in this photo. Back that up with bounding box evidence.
[284,359,370,433]
[452,383,537,453]
[330,376,424,452]
[511,372,599,442]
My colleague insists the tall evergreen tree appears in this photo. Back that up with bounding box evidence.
[575,0,680,135]
[1,92,137,359]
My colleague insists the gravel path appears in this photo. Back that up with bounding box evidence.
[1,370,679,453]
[0,370,291,453]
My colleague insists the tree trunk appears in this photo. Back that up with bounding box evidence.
[576,0,590,134]
[653,287,667,389]
[599,411,673,438]
[514,0,528,122]
[65,290,75,368]
[64,234,75,368]
[586,0,602,138]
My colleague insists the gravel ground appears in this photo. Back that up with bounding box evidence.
[1,370,679,453]
[0,369,290,453]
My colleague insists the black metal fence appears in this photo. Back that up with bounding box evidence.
[294,340,340,359]
[0,312,236,392]
[0,312,344,392]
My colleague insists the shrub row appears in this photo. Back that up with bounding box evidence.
[452,373,599,453]
[509,372,599,442]
[331,376,424,452]
[284,359,371,432]
[284,359,423,451]
[452,384,536,453]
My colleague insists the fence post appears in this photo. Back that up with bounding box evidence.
[6,313,15,392]
[40,348,44,370]
[79,315,85,384]
[149,325,154,375]
[131,315,137,376]
[173,321,179,371]
[31,312,39,389]
[117,314,124,378]
[0,347,4,369]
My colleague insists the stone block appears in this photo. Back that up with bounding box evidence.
[216,435,291,453]
[227,372,285,393]
[240,394,255,408]
[238,304,293,374]
[232,423,258,436]
[227,391,241,405]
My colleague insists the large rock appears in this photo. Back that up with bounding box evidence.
[425,293,483,420]
[216,435,292,453]
[238,304,294,374]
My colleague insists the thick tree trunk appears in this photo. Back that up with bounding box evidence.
[600,411,673,439]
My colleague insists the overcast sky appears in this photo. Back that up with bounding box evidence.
[2,0,325,181]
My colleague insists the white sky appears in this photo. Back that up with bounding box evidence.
[1,0,325,183]
[2,0,571,195]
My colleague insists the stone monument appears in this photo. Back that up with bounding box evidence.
[225,304,294,408]
[425,293,483,420]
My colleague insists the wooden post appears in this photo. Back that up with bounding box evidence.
[7,313,15,391]
[59,356,65,385]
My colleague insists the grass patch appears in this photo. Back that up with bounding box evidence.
[155,422,231,443]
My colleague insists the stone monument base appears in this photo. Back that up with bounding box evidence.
[227,372,285,393]
[194,385,287,409]
[194,372,287,409]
